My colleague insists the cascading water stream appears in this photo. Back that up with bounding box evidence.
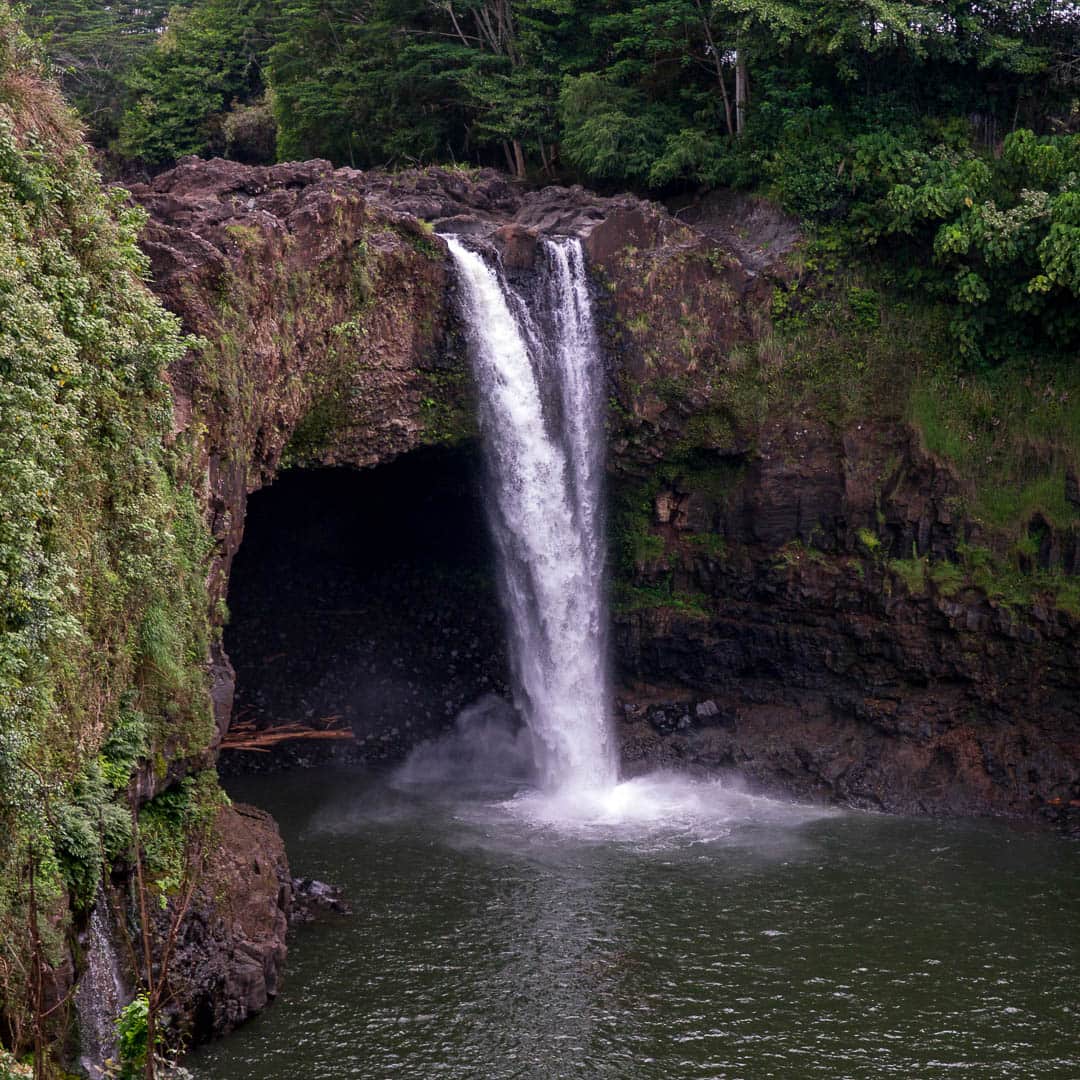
[446,235,616,793]
[75,890,126,1077]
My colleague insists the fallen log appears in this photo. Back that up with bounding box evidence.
[221,718,355,751]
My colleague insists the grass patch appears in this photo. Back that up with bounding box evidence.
[612,580,711,619]
[685,532,727,558]
[712,272,943,436]
[928,560,966,597]
[909,363,1080,537]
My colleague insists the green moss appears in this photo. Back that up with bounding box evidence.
[0,15,215,1045]
[677,409,736,450]
[612,580,711,619]
[281,393,350,466]
[223,223,263,252]
[928,560,966,597]
[610,477,661,576]
[350,238,373,310]
[856,527,882,554]
[418,367,475,447]
[889,557,928,594]
[403,221,442,261]
[909,363,1080,537]
[138,771,226,897]
[698,270,939,439]
[1054,578,1080,617]
[777,539,829,567]
[891,542,1080,615]
[685,532,727,558]
[659,451,745,506]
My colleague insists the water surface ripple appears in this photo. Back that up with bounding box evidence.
[191,769,1079,1079]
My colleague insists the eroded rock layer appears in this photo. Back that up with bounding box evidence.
[133,158,1079,833]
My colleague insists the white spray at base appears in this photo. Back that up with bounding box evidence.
[446,235,616,793]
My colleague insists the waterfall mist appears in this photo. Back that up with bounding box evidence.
[446,235,616,792]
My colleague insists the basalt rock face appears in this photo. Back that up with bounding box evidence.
[529,181,1079,826]
[132,159,1080,835]
[161,804,292,1042]
[607,401,1080,825]
[128,158,460,645]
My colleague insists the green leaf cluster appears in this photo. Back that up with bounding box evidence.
[0,7,217,1046]
[854,130,1080,364]
[115,993,154,1079]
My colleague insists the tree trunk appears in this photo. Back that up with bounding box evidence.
[718,65,735,138]
[502,140,516,174]
[512,138,526,180]
[696,0,734,138]
[538,138,551,178]
[29,854,45,1080]
[735,46,749,137]
[144,1006,157,1080]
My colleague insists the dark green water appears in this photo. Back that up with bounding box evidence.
[191,767,1079,1080]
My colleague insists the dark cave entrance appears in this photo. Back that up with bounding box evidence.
[222,447,508,765]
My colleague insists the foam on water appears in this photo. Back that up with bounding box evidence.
[394,704,833,846]
[499,771,837,844]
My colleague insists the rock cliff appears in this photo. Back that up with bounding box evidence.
[131,158,1079,834]
[164,804,292,1042]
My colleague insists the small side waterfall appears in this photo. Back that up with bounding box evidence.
[446,235,616,792]
[75,891,126,1077]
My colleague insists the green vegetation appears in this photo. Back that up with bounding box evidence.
[0,11,221,1061]
[613,580,711,619]
[419,369,477,448]
[118,0,274,165]
[609,450,740,618]
[138,771,223,898]
[884,542,1080,614]
[23,0,183,150]
[909,362,1080,536]
[610,240,1080,618]
[632,231,1077,558]
[685,532,726,559]
[24,0,1080,365]
[888,556,928,594]
[851,129,1080,365]
[857,527,883,555]
[116,993,155,1079]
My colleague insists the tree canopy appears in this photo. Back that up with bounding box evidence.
[21,0,1080,363]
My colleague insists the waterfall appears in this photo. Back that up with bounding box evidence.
[75,891,126,1077]
[446,235,616,792]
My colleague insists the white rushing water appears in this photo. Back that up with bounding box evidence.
[75,891,126,1077]
[446,235,616,792]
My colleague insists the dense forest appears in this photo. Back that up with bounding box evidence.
[25,0,1080,366]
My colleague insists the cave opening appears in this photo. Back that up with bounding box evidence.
[222,446,508,765]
